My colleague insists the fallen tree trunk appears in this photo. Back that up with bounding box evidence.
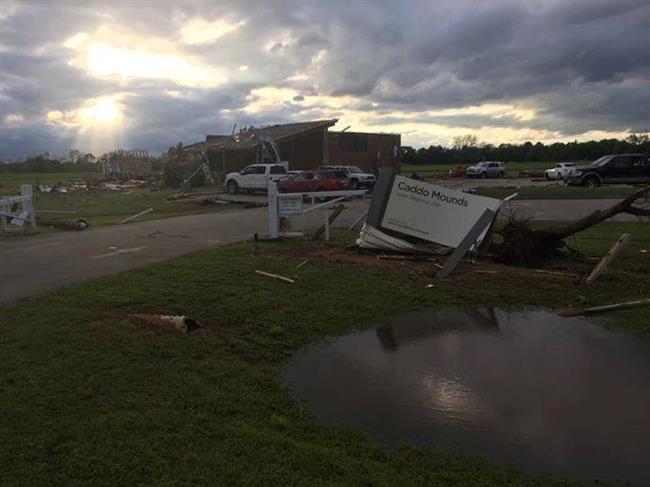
[552,186,650,240]
[492,186,649,267]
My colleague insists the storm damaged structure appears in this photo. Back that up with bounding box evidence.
[100,150,152,178]
[178,119,401,180]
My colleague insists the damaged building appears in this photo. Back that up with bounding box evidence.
[100,150,152,178]
[185,119,400,178]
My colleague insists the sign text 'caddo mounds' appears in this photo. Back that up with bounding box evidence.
[381,175,500,248]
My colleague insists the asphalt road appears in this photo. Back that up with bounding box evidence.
[0,198,642,305]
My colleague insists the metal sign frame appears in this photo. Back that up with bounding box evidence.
[268,182,366,239]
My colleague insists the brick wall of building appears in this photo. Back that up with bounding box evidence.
[328,132,401,174]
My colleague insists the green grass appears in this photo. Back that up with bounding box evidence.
[1,223,649,484]
[1,172,228,233]
[0,172,102,193]
[30,187,229,229]
[401,161,583,178]
[476,185,638,200]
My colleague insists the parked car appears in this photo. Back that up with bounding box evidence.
[225,163,287,194]
[566,154,650,187]
[544,163,577,180]
[317,165,376,189]
[277,170,351,193]
[465,161,506,178]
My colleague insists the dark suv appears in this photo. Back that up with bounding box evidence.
[566,154,650,187]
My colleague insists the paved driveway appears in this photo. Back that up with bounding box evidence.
[0,198,642,305]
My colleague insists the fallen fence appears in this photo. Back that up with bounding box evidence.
[0,184,37,235]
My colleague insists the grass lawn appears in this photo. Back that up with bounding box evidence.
[401,161,564,178]
[1,171,229,233]
[30,187,229,229]
[0,172,102,194]
[1,221,649,484]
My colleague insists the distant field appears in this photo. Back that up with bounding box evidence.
[0,172,102,193]
[0,172,228,233]
[401,161,577,177]
[27,188,229,230]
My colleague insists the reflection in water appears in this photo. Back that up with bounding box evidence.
[282,308,650,485]
[376,307,499,351]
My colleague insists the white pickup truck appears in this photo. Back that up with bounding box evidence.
[225,164,287,194]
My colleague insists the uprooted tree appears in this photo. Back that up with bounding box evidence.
[491,186,650,267]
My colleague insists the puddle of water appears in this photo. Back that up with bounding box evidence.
[282,308,650,485]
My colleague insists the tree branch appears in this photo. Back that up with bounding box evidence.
[551,186,649,240]
[626,206,650,217]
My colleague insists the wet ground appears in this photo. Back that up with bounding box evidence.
[282,308,650,485]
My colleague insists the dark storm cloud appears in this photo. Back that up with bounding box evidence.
[0,0,648,158]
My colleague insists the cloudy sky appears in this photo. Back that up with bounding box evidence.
[0,0,648,159]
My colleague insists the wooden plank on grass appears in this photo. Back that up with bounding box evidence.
[582,233,631,284]
[255,270,295,284]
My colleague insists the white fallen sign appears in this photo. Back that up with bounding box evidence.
[380,175,500,248]
[356,223,450,254]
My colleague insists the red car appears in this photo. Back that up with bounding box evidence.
[277,170,351,193]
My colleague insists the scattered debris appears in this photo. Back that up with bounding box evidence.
[120,207,154,224]
[296,259,309,269]
[1,184,37,234]
[313,204,345,240]
[558,298,650,317]
[130,313,200,333]
[91,246,146,259]
[357,224,450,254]
[37,184,52,193]
[347,210,368,231]
[194,196,229,206]
[447,166,467,178]
[255,270,295,284]
[141,230,191,239]
[101,149,152,178]
[583,233,632,284]
[494,186,649,267]
[39,218,89,231]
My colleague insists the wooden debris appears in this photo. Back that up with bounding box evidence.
[296,259,309,269]
[558,298,650,317]
[40,218,89,231]
[313,204,345,240]
[120,207,153,224]
[347,210,368,231]
[255,270,295,284]
[582,233,631,284]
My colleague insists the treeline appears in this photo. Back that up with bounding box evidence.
[401,134,650,166]
[0,152,98,173]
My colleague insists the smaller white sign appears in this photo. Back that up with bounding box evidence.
[381,176,500,248]
[278,195,303,216]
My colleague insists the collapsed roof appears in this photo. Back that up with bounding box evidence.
[185,119,338,152]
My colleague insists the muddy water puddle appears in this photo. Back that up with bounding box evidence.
[282,308,650,484]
